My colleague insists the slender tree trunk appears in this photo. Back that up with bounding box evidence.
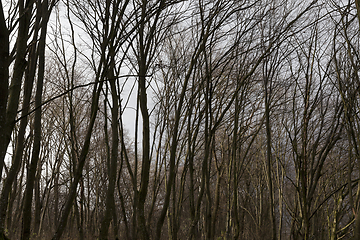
[34,169,41,234]
[99,66,119,239]
[136,1,153,237]
[137,60,151,240]
[232,99,240,240]
[0,0,33,231]
[0,0,33,183]
[210,167,222,239]
[0,5,9,202]
[21,1,50,238]
[73,201,83,240]
[264,80,276,240]
[52,81,103,240]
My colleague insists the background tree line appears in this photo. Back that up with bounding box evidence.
[1,0,360,239]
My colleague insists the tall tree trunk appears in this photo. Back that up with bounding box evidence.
[264,79,276,240]
[136,1,152,237]
[0,0,33,234]
[0,0,33,182]
[52,81,103,240]
[99,66,119,239]
[0,4,9,201]
[231,94,240,239]
[21,1,50,238]
[137,54,151,240]
[34,168,42,236]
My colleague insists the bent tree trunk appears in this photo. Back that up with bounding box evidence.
[52,81,103,240]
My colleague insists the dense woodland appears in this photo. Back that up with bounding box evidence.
[2,0,360,239]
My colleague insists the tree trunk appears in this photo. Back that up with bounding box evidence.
[52,81,103,240]
[99,66,119,239]
[264,79,276,240]
[0,3,9,198]
[0,0,33,232]
[0,0,32,182]
[21,1,50,238]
